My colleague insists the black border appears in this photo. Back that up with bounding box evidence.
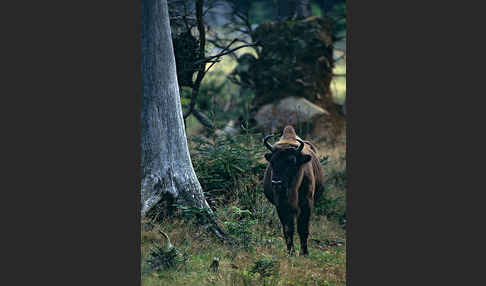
[7,0,480,285]
[345,0,479,285]
[8,1,143,285]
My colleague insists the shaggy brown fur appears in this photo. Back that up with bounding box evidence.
[263,126,326,255]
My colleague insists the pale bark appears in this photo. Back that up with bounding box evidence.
[141,0,212,218]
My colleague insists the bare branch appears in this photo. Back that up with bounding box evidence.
[207,39,240,60]
[158,229,173,250]
[192,108,215,130]
[193,42,259,66]
[204,60,219,74]
[184,0,206,119]
[334,55,345,62]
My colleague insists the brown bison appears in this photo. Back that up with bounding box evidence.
[263,125,325,256]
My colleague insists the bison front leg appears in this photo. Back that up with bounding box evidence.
[297,206,311,256]
[277,206,295,256]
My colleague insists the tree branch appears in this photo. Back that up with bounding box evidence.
[193,42,259,66]
[183,0,206,119]
[334,55,345,62]
[192,108,215,130]
[182,1,258,120]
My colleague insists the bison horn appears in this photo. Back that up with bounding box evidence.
[264,134,274,152]
[295,139,304,153]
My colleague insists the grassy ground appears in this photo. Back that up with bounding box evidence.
[141,217,345,286]
[141,138,346,286]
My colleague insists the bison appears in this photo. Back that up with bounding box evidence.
[263,125,325,256]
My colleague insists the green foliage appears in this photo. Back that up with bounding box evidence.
[147,244,185,272]
[182,76,255,131]
[329,2,346,41]
[176,205,214,227]
[230,205,252,217]
[315,191,346,227]
[180,86,192,106]
[223,206,257,248]
[249,257,279,278]
[315,153,347,227]
[311,3,323,17]
[190,133,267,204]
[195,79,227,112]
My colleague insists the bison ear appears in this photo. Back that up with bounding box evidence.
[264,153,273,162]
[298,154,312,165]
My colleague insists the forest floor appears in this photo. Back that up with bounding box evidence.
[141,138,346,286]
[141,215,345,286]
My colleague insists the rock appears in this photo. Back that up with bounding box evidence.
[214,120,239,137]
[254,96,329,132]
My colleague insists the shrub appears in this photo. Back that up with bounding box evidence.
[190,133,267,207]
[223,206,257,249]
[249,257,279,278]
[147,244,185,272]
[176,204,214,228]
[315,153,347,227]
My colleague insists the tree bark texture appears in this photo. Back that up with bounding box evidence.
[141,0,211,216]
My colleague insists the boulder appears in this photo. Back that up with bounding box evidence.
[254,96,329,133]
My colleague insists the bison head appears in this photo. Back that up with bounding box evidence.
[264,135,312,189]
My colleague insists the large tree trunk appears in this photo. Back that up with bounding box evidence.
[141,0,213,219]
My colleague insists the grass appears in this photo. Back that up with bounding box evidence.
[141,136,346,286]
[141,214,345,286]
